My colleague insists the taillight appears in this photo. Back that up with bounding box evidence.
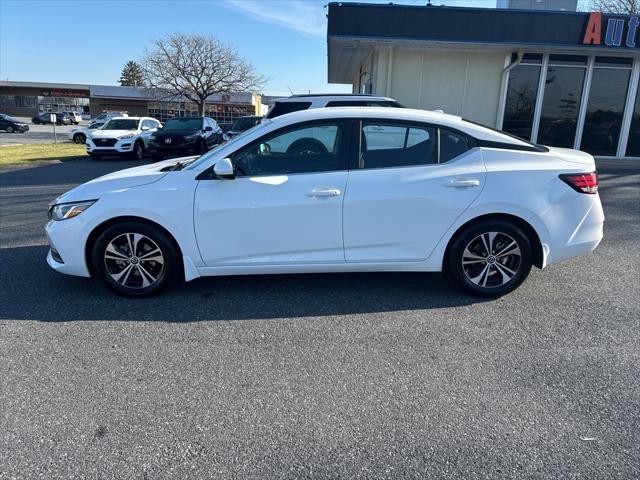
[559,171,598,194]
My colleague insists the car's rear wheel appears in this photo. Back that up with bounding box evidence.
[447,220,532,297]
[131,141,144,160]
[91,222,179,297]
[73,133,86,144]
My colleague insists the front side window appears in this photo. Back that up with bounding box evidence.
[232,121,345,176]
[360,122,436,168]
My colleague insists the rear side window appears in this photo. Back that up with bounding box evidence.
[440,129,473,162]
[266,101,312,119]
[360,122,436,168]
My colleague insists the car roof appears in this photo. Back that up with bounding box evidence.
[265,107,534,147]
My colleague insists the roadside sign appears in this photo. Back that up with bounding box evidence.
[50,114,56,123]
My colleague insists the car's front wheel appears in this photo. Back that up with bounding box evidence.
[6,126,14,133]
[447,220,532,297]
[91,222,179,297]
[73,133,86,144]
[131,141,144,160]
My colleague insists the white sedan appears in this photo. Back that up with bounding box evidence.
[45,107,604,297]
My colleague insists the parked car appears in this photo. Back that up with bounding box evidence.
[45,107,603,298]
[0,113,29,133]
[81,112,92,121]
[86,116,161,160]
[148,116,223,161]
[223,115,262,141]
[31,112,72,125]
[264,94,403,119]
[91,111,128,125]
[68,122,103,144]
[61,111,82,125]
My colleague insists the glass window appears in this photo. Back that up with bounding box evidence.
[232,121,345,176]
[103,119,139,130]
[440,129,473,162]
[265,101,312,119]
[626,84,640,157]
[503,64,541,140]
[537,65,586,148]
[581,67,631,156]
[325,100,403,108]
[163,117,202,130]
[360,123,436,168]
[548,55,588,66]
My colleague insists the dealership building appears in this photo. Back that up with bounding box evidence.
[0,81,261,127]
[327,2,640,159]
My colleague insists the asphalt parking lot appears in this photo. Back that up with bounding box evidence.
[1,158,638,478]
[0,121,89,145]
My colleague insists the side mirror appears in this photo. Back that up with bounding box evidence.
[213,158,235,179]
[204,126,213,132]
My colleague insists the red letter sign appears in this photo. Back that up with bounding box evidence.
[583,12,602,45]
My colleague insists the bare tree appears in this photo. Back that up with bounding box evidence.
[142,33,264,116]
[589,0,639,14]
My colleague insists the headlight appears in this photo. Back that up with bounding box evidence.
[48,200,96,221]
[119,134,135,139]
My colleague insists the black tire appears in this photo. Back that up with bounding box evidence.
[91,221,179,297]
[286,138,328,155]
[130,141,144,160]
[198,139,208,154]
[73,133,86,144]
[6,126,14,133]
[90,153,102,161]
[447,220,532,297]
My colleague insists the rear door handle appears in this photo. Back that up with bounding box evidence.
[306,187,341,197]
[446,179,480,188]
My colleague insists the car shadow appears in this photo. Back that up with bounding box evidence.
[0,245,487,322]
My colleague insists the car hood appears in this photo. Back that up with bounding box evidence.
[91,129,138,138]
[52,157,196,204]
[154,129,199,137]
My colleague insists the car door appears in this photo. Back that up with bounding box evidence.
[193,119,350,266]
[343,121,486,263]
[203,119,215,148]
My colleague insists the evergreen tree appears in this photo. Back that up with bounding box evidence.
[119,61,145,87]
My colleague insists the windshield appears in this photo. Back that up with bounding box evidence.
[163,118,202,131]
[103,119,139,130]
[185,120,270,171]
[232,117,261,131]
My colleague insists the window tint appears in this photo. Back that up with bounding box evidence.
[266,101,312,119]
[440,129,473,162]
[232,122,345,176]
[360,123,436,168]
[325,100,403,108]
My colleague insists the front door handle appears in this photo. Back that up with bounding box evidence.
[306,187,341,198]
[446,179,480,188]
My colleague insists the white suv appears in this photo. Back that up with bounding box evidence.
[265,94,403,119]
[86,117,161,160]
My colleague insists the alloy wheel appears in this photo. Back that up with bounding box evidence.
[103,233,164,289]
[461,231,522,288]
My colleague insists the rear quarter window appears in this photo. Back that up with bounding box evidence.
[439,129,474,163]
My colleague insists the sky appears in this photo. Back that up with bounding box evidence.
[1,0,497,96]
